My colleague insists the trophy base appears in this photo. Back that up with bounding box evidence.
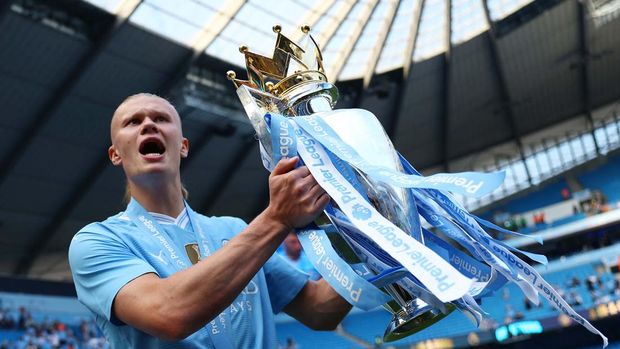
[383,301,455,342]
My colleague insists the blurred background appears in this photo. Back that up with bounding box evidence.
[1,0,620,347]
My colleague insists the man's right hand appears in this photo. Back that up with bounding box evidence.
[265,157,330,230]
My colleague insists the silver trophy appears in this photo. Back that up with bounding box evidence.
[227,25,454,341]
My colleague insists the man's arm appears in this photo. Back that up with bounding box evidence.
[283,278,353,330]
[113,157,330,340]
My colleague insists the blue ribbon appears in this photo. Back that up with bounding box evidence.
[263,111,607,346]
[269,112,505,310]
[398,156,607,346]
[267,113,390,310]
[293,114,505,198]
[266,113,297,164]
[296,226,391,310]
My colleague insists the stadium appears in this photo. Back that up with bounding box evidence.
[1,0,620,348]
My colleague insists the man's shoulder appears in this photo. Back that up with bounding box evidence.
[206,215,246,227]
[190,212,247,235]
[68,213,135,266]
[74,212,133,239]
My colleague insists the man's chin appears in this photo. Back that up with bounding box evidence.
[130,164,176,178]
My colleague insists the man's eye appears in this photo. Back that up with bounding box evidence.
[155,116,167,122]
[127,118,140,126]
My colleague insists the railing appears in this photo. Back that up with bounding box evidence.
[458,110,620,211]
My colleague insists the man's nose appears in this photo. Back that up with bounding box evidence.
[140,118,159,134]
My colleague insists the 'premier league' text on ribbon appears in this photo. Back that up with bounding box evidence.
[293,123,473,302]
[294,114,504,197]
[306,230,362,302]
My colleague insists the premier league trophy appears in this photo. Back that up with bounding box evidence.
[226,25,607,345]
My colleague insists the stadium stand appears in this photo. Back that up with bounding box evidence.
[0,308,106,349]
[486,153,620,240]
[275,320,356,349]
[490,179,570,217]
[578,156,620,205]
[0,277,107,349]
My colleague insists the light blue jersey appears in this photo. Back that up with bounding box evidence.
[69,199,308,349]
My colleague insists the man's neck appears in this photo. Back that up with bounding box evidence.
[128,176,185,217]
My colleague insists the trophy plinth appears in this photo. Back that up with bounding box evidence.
[384,300,456,342]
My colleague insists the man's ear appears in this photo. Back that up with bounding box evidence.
[109,145,122,166]
[180,138,189,158]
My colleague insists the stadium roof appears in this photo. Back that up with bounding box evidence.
[83,0,532,81]
[0,0,619,279]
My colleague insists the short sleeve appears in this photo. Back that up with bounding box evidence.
[68,224,156,324]
[298,252,322,281]
[215,216,309,313]
[263,253,309,313]
[220,216,248,236]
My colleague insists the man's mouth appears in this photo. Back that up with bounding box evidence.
[139,138,166,156]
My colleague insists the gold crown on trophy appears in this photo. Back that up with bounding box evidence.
[226,25,327,97]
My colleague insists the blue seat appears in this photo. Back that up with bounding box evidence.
[0,329,26,341]
[275,321,356,348]
[578,156,620,204]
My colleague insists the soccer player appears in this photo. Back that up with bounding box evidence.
[69,93,351,348]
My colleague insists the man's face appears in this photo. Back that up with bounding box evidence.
[108,95,189,181]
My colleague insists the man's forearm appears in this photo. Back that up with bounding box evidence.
[114,158,329,339]
[115,211,290,339]
[165,211,290,332]
[312,279,354,330]
[284,278,353,331]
